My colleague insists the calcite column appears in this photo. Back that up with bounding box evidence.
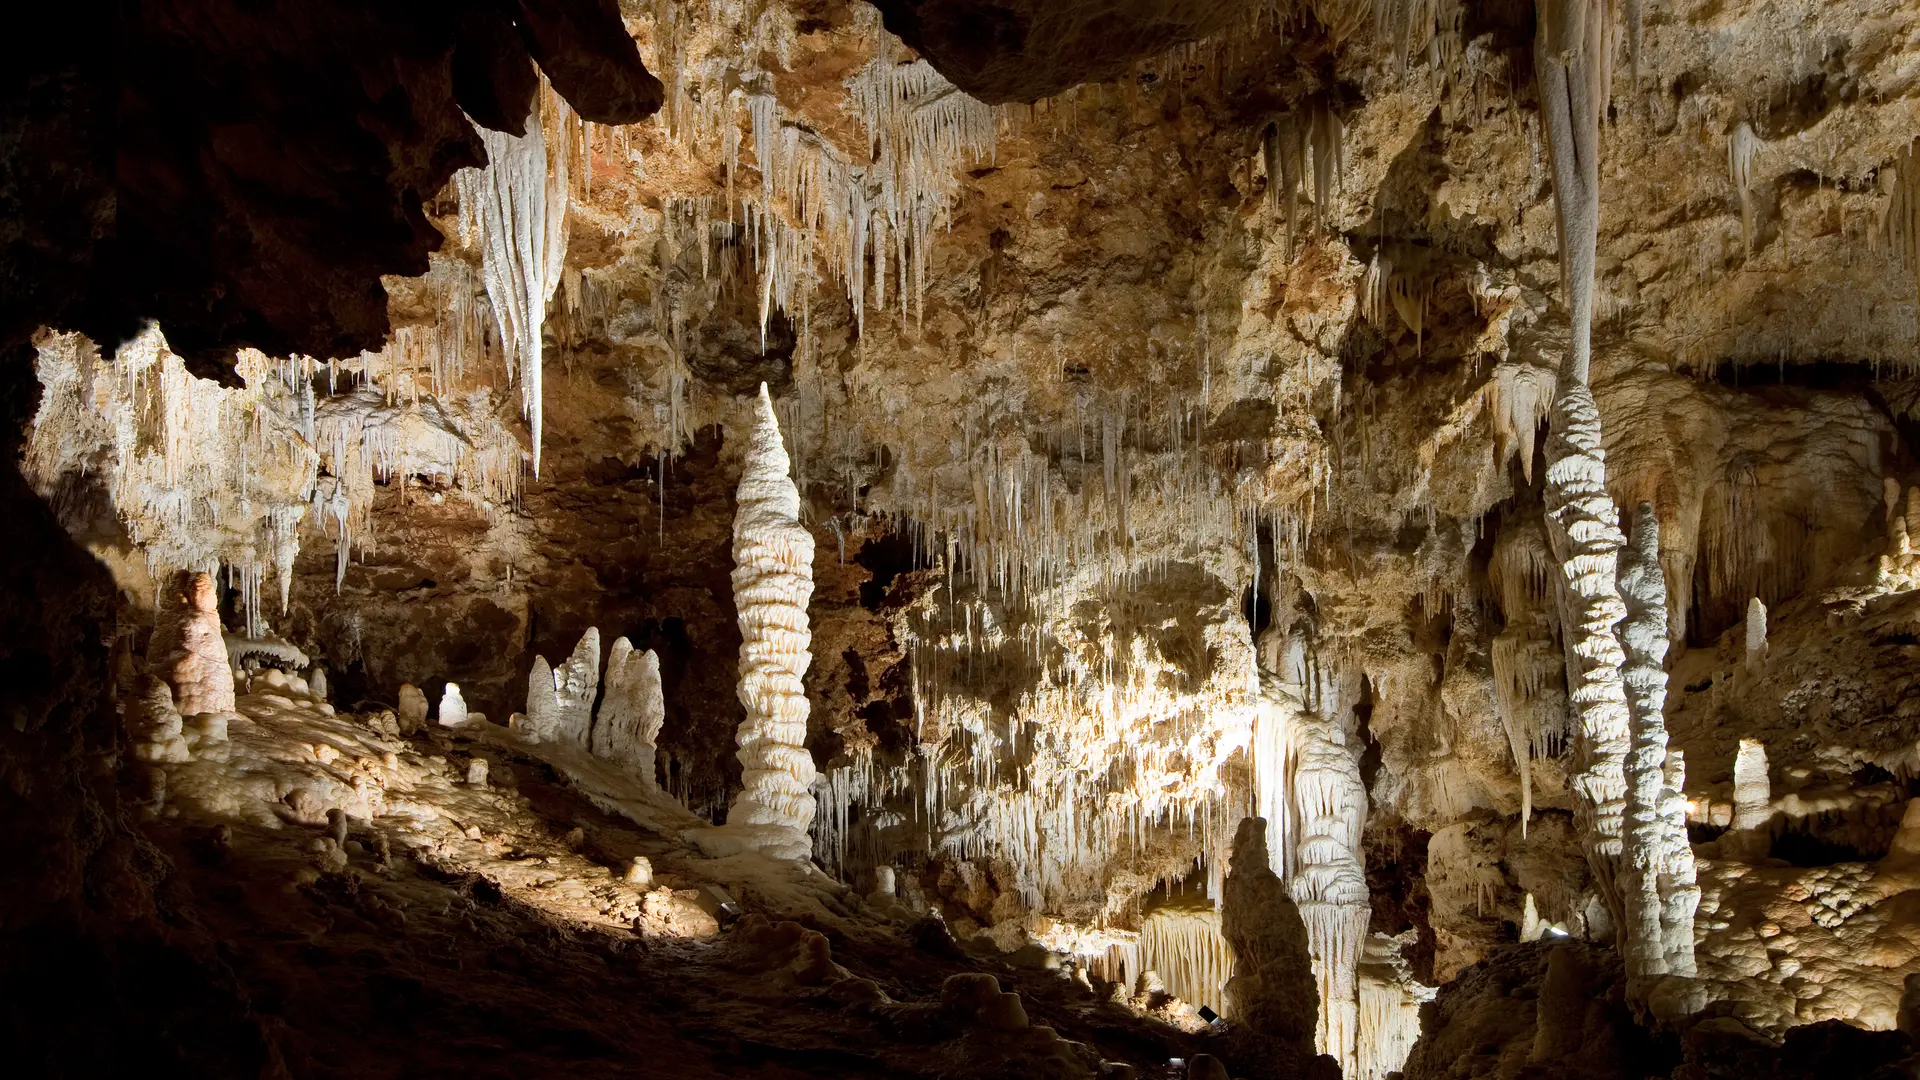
[1289,716,1370,1077]
[722,383,818,859]
[1535,0,1630,927]
[148,570,235,716]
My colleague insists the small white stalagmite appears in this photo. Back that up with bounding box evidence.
[148,570,236,717]
[439,682,469,728]
[593,637,667,790]
[703,384,818,860]
[1744,596,1768,670]
[1730,737,1772,845]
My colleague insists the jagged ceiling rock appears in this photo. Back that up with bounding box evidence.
[14,0,662,380]
[869,0,1266,102]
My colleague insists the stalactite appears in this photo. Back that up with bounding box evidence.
[1140,904,1234,1013]
[1355,932,1436,1080]
[457,90,573,477]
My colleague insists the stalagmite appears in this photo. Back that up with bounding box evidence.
[705,384,817,860]
[592,637,666,790]
[1658,750,1699,976]
[397,684,429,733]
[524,628,602,747]
[1221,816,1318,1072]
[148,570,236,717]
[439,683,469,728]
[1535,0,1631,928]
[1618,504,1695,981]
[1744,596,1768,670]
[1730,738,1771,840]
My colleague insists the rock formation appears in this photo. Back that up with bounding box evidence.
[708,384,817,860]
[523,627,601,747]
[1221,815,1319,1073]
[592,637,666,789]
[1618,505,1695,982]
[147,570,235,716]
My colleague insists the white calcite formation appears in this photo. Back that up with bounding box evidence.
[709,384,818,860]
[524,628,602,747]
[455,94,572,477]
[1617,505,1696,982]
[397,683,429,733]
[439,682,469,728]
[1356,932,1436,1080]
[1730,738,1772,840]
[591,637,666,790]
[149,570,237,717]
[1744,596,1769,670]
[1289,713,1371,1076]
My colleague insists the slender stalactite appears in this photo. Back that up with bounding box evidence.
[1535,0,1631,928]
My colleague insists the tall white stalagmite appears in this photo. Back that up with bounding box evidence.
[721,384,818,859]
[457,96,571,476]
[1290,714,1370,1077]
[593,637,667,790]
[525,628,601,747]
[1618,504,1695,979]
[1536,0,1630,927]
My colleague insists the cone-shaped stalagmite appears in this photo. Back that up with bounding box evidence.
[718,384,818,859]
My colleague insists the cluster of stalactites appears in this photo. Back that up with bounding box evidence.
[1488,517,1568,834]
[1261,97,1345,257]
[1356,931,1437,1080]
[1616,505,1698,980]
[716,384,818,860]
[24,329,317,637]
[1879,135,1920,315]
[1360,241,1435,351]
[455,86,580,477]
[644,2,994,347]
